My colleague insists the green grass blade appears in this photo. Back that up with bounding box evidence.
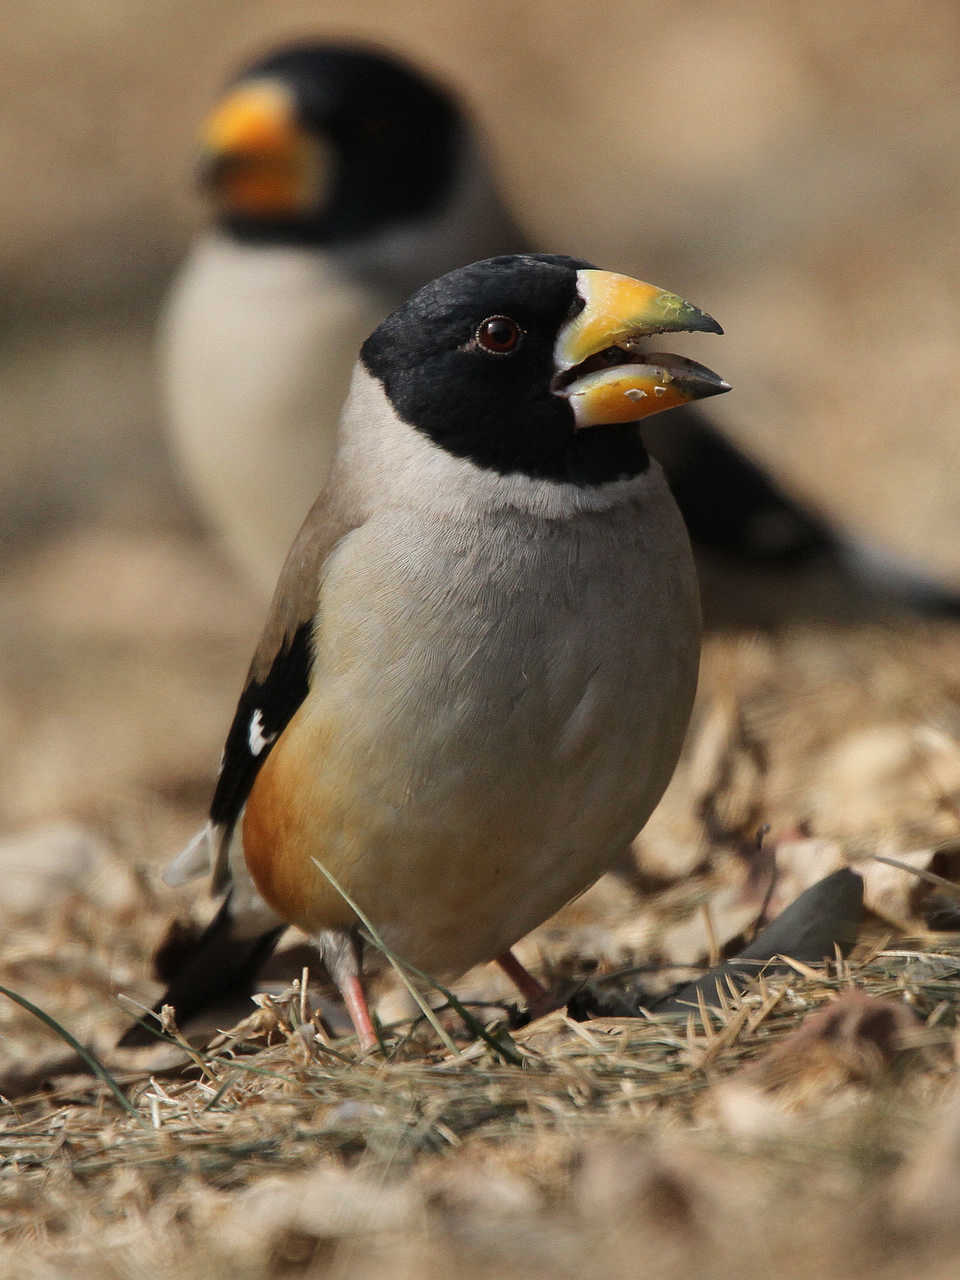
[0,984,146,1124]
[310,858,523,1065]
[310,858,460,1055]
[363,938,524,1067]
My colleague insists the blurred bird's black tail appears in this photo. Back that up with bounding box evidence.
[645,405,835,566]
[117,893,284,1048]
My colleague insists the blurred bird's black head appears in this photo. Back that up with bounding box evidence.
[198,43,462,246]
[362,254,730,486]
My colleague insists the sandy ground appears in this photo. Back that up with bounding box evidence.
[3,3,960,1275]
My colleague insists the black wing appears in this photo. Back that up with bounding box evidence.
[117,621,314,1049]
[209,619,313,888]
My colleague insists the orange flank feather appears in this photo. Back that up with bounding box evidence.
[241,713,354,935]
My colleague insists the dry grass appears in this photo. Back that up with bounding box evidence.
[3,934,960,1278]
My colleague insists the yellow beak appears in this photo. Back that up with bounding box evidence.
[198,78,329,217]
[554,269,729,428]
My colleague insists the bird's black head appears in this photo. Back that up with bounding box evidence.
[199,43,462,246]
[361,254,730,486]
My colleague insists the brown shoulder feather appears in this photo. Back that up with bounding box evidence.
[209,487,362,891]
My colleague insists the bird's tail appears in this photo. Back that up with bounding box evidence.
[117,892,284,1048]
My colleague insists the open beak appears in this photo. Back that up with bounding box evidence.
[197,78,329,217]
[553,269,730,428]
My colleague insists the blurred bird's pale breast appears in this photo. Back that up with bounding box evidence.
[162,233,388,588]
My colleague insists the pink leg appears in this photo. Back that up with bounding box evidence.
[318,929,378,1051]
[340,973,377,1052]
[496,948,549,1006]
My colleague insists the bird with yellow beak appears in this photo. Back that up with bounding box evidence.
[124,253,727,1049]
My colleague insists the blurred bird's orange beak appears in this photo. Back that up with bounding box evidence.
[553,269,730,428]
[198,78,329,217]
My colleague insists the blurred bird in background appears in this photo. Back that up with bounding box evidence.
[163,41,836,597]
[163,43,523,592]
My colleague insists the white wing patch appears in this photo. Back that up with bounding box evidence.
[248,708,277,757]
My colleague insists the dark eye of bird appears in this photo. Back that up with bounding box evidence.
[475,315,522,355]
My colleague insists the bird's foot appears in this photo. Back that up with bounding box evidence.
[496,949,565,1024]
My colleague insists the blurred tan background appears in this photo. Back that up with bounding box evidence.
[2,0,959,836]
[6,0,959,561]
